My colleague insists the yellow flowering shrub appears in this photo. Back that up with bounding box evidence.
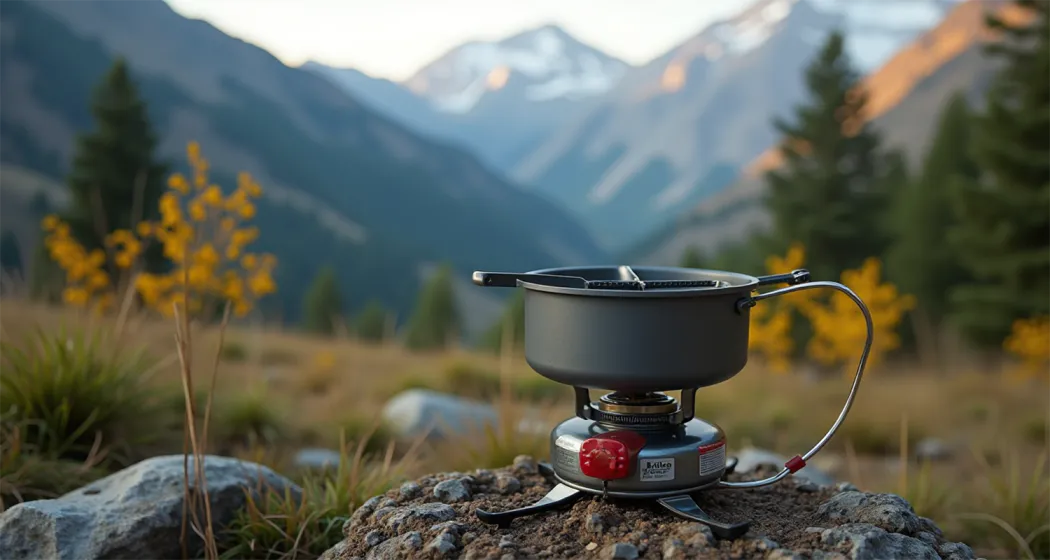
[1003,316,1049,380]
[747,243,810,373]
[40,141,278,319]
[802,257,915,372]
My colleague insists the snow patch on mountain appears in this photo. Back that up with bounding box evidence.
[410,26,627,114]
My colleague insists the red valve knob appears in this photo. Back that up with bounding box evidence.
[579,430,647,481]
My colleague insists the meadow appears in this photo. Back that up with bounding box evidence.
[1,141,1047,560]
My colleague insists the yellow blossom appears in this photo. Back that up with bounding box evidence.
[1004,316,1050,380]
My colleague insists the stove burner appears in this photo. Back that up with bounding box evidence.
[591,392,682,426]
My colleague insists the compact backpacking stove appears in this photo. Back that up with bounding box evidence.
[468,265,875,539]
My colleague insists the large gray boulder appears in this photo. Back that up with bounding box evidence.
[381,389,499,439]
[0,454,300,560]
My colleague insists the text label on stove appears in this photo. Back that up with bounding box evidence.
[639,458,676,481]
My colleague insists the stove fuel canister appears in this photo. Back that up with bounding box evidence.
[578,430,647,480]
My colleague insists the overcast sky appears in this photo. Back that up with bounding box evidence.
[165,0,747,80]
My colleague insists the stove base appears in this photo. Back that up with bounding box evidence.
[474,458,750,540]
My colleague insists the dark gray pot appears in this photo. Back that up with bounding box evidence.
[472,266,810,392]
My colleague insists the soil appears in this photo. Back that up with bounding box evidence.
[335,457,862,559]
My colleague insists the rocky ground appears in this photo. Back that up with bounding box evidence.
[324,456,977,560]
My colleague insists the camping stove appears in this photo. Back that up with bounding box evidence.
[469,264,875,539]
[475,388,754,538]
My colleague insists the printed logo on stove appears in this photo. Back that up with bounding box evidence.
[639,458,675,481]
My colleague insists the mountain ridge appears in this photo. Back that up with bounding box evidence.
[0,0,607,331]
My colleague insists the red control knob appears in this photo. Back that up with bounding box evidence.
[579,430,647,480]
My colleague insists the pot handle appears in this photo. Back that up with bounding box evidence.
[719,280,873,489]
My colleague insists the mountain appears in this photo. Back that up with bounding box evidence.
[306,25,629,172]
[510,0,960,253]
[631,0,1018,267]
[0,0,609,332]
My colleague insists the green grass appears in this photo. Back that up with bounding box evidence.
[0,328,170,466]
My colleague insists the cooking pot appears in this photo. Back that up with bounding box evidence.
[472,265,871,393]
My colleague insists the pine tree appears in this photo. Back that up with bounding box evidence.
[888,93,978,333]
[763,31,895,282]
[302,265,345,336]
[948,0,1049,347]
[355,300,388,343]
[480,290,525,353]
[679,246,707,269]
[0,231,23,276]
[405,264,460,351]
[63,58,168,272]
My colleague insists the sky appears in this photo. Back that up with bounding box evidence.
[165,0,747,81]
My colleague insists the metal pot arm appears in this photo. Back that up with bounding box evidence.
[718,280,874,489]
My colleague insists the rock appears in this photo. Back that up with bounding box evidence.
[398,482,421,500]
[734,447,835,486]
[0,455,298,560]
[495,474,521,494]
[820,523,939,560]
[294,447,343,469]
[322,460,973,560]
[914,438,954,462]
[939,541,976,560]
[836,482,859,493]
[604,542,639,559]
[817,491,923,535]
[381,389,498,439]
[433,478,472,503]
[512,455,538,474]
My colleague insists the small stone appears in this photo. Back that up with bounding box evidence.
[676,523,714,547]
[919,516,943,537]
[586,542,599,551]
[805,527,827,534]
[385,502,456,533]
[916,531,938,546]
[914,438,953,462]
[433,478,472,503]
[750,536,779,550]
[428,521,466,535]
[513,455,538,473]
[810,552,849,560]
[499,535,516,549]
[797,481,819,493]
[380,498,397,508]
[604,542,639,560]
[401,531,423,550]
[462,532,477,544]
[500,555,515,560]
[767,550,805,560]
[372,507,395,521]
[836,482,859,493]
[364,530,386,548]
[496,474,522,494]
[939,541,976,560]
[349,495,383,527]
[399,482,421,500]
[424,530,459,557]
[628,531,648,542]
[586,513,605,533]
[661,538,685,559]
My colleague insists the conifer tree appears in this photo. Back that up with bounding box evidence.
[355,300,388,343]
[888,93,978,333]
[679,246,707,269]
[405,264,460,350]
[948,0,1049,347]
[481,290,525,353]
[302,265,345,336]
[0,231,23,277]
[63,58,167,272]
[763,31,895,281]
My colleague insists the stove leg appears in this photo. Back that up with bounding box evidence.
[724,456,738,476]
[475,483,582,528]
[656,494,750,540]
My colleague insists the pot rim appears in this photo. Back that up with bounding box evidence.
[521,266,760,298]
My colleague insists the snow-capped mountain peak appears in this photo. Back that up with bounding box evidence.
[405,24,628,114]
